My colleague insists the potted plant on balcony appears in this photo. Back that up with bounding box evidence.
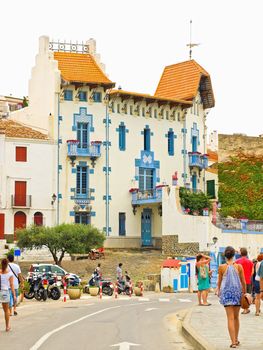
[129,188,139,193]
[67,285,82,300]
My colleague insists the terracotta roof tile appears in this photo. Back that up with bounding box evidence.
[155,60,215,109]
[54,52,114,86]
[0,119,48,140]
[207,149,218,161]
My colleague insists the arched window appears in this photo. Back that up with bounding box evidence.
[34,212,43,226]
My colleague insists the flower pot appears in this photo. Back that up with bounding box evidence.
[134,287,142,297]
[89,287,99,296]
[67,288,82,300]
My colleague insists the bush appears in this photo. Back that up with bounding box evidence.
[179,187,211,215]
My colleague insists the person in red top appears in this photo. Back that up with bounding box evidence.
[236,247,254,314]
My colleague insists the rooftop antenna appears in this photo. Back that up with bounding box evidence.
[186,20,200,60]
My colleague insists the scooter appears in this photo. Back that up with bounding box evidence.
[117,272,133,295]
[24,273,47,301]
[85,273,114,296]
[45,273,61,300]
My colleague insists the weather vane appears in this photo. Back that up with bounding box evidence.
[186,20,200,60]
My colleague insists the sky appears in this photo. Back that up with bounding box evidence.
[0,0,262,136]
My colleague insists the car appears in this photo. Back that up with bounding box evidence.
[28,264,81,285]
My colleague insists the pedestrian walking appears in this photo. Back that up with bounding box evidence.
[7,254,24,316]
[217,246,246,348]
[236,248,254,314]
[196,253,211,306]
[254,254,263,316]
[0,259,16,332]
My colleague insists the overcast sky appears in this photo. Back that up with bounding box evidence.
[0,0,262,136]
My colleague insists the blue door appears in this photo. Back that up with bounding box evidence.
[192,174,197,192]
[180,264,189,289]
[192,136,197,152]
[141,209,152,246]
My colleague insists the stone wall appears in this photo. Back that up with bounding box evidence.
[219,134,263,162]
[162,235,199,256]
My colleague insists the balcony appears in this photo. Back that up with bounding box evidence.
[71,189,91,206]
[67,140,101,158]
[188,152,208,169]
[130,187,163,205]
[11,195,32,208]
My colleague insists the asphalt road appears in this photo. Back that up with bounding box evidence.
[0,293,195,350]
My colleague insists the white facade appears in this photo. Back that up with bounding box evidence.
[0,129,56,239]
[9,35,215,248]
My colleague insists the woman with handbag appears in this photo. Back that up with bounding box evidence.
[217,246,246,348]
[0,258,16,332]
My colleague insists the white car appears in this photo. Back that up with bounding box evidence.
[28,264,81,285]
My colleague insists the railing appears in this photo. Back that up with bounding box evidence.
[11,195,32,208]
[215,218,263,232]
[67,140,101,158]
[131,188,162,204]
[188,152,208,169]
[72,189,91,205]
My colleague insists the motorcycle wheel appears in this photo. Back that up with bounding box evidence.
[50,287,61,300]
[102,286,113,296]
[42,289,48,301]
[24,291,35,299]
[34,291,42,301]
[125,288,131,296]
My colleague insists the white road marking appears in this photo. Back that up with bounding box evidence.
[145,308,158,312]
[159,298,170,302]
[178,298,192,303]
[111,341,140,349]
[30,301,153,350]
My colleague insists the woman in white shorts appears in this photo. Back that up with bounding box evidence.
[0,258,16,331]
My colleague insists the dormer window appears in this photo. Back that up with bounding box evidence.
[79,91,87,102]
[93,92,102,102]
[64,90,73,101]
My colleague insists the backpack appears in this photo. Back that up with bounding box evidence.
[220,264,242,306]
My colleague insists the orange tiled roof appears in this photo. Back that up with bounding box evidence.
[207,149,218,161]
[206,168,218,174]
[54,52,114,87]
[0,119,48,140]
[109,89,192,107]
[155,60,215,109]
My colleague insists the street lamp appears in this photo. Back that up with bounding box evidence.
[51,193,57,205]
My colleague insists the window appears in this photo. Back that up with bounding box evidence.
[168,130,174,156]
[144,128,150,151]
[142,107,145,117]
[64,90,73,101]
[51,266,65,276]
[79,91,87,102]
[130,105,133,115]
[148,107,152,117]
[93,92,102,102]
[16,147,27,162]
[192,136,197,152]
[119,124,126,151]
[192,174,197,192]
[75,212,90,225]
[76,166,88,196]
[77,122,88,148]
[154,109,157,118]
[0,213,4,239]
[117,104,120,113]
[207,180,216,199]
[139,168,154,191]
[166,111,169,120]
[34,212,43,226]
[111,102,115,113]
[119,213,126,236]
[123,104,127,114]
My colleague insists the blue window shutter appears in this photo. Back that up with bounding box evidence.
[79,91,87,101]
[76,166,89,197]
[93,92,102,102]
[168,131,174,156]
[119,125,126,151]
[144,128,150,151]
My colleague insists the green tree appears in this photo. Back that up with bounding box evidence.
[17,224,105,265]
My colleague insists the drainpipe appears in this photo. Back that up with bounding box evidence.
[183,109,187,186]
[105,93,110,236]
[57,93,60,225]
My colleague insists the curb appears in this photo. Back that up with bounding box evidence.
[182,307,216,350]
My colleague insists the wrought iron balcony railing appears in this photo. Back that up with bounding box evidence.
[11,195,32,208]
[188,152,208,169]
[67,140,101,158]
[131,188,162,205]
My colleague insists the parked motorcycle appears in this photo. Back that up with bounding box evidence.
[117,272,133,295]
[85,273,114,296]
[64,273,81,287]
[24,273,48,301]
[45,273,61,300]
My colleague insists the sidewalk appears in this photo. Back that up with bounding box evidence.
[183,296,263,350]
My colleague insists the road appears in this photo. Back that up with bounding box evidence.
[0,293,195,350]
